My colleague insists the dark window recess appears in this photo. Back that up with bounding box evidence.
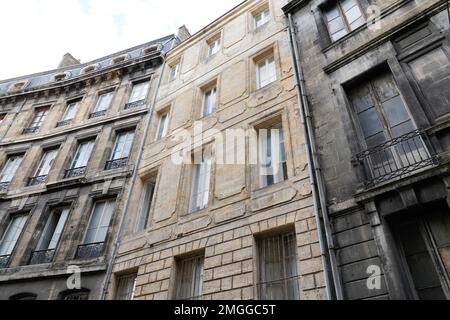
[175,255,204,300]
[60,289,90,300]
[349,70,438,186]
[392,206,450,300]
[257,232,300,300]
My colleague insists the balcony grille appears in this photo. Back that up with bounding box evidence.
[89,110,107,119]
[355,130,439,187]
[27,175,48,186]
[56,119,72,127]
[105,158,128,171]
[23,126,40,134]
[0,255,10,269]
[0,182,10,192]
[64,167,86,179]
[29,249,55,265]
[75,242,105,260]
[125,99,145,110]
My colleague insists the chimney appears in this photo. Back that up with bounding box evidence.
[176,25,191,43]
[58,53,81,68]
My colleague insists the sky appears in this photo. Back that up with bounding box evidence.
[0,0,243,80]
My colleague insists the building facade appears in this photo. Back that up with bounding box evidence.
[108,0,330,301]
[284,0,450,299]
[0,35,176,300]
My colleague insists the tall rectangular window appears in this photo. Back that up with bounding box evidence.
[254,8,271,28]
[115,273,137,300]
[169,63,179,81]
[61,101,80,122]
[156,112,169,141]
[324,0,365,42]
[93,92,114,113]
[111,131,135,161]
[189,149,212,213]
[202,87,216,117]
[0,155,23,184]
[83,200,116,245]
[136,176,156,232]
[0,215,27,260]
[256,56,277,89]
[33,149,58,178]
[175,255,204,300]
[259,123,288,188]
[128,81,150,104]
[257,232,300,300]
[207,38,221,57]
[26,107,49,132]
[71,140,95,170]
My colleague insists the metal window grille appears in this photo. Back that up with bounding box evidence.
[176,255,204,300]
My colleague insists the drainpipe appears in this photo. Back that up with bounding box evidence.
[286,13,344,300]
[100,46,169,300]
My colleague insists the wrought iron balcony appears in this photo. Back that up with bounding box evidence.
[27,175,48,186]
[355,130,439,187]
[0,182,10,192]
[56,119,72,127]
[64,167,86,179]
[22,126,40,134]
[89,110,107,119]
[29,249,55,265]
[257,275,301,300]
[75,242,105,260]
[0,255,10,269]
[125,99,145,110]
[105,157,129,171]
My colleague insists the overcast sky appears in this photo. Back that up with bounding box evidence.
[0,0,243,80]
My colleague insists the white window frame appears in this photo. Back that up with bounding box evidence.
[324,0,365,42]
[115,273,137,300]
[62,101,80,122]
[254,8,271,28]
[71,140,95,169]
[0,155,23,183]
[169,63,179,81]
[156,112,169,141]
[189,150,212,213]
[30,107,49,129]
[34,149,58,177]
[256,56,277,89]
[129,81,150,104]
[36,208,70,251]
[111,130,135,161]
[135,178,156,232]
[175,255,204,300]
[94,91,114,113]
[207,38,221,57]
[202,87,217,117]
[83,200,116,245]
[0,214,28,256]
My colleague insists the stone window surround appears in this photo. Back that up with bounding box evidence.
[205,32,223,59]
[250,0,271,31]
[126,76,152,108]
[249,44,280,92]
[133,168,160,233]
[88,86,118,119]
[154,105,172,141]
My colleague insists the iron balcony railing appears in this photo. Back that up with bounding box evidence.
[0,255,10,269]
[27,175,48,186]
[105,157,129,171]
[29,249,56,265]
[257,275,301,300]
[355,129,439,187]
[89,110,107,119]
[0,182,10,192]
[125,99,145,110]
[64,167,87,179]
[22,126,40,134]
[56,119,72,127]
[75,242,105,260]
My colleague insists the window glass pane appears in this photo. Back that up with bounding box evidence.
[0,215,27,256]
[0,156,23,183]
[325,6,340,21]
[112,131,135,160]
[169,64,179,81]
[381,96,411,128]
[129,82,149,103]
[328,16,345,34]
[255,9,270,28]
[72,141,94,168]
[258,56,276,88]
[63,102,79,121]
[190,151,211,212]
[357,108,384,138]
[115,274,137,300]
[157,113,169,140]
[35,149,58,177]
[84,200,115,244]
[136,180,155,231]
[176,256,204,300]
[95,92,113,112]
[344,4,363,25]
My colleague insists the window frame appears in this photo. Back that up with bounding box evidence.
[93,90,114,113]
[110,130,136,161]
[156,111,170,141]
[128,80,150,104]
[28,106,50,130]
[254,8,271,29]
[256,55,277,89]
[175,254,205,300]
[202,86,217,117]
[115,273,138,300]
[0,213,28,258]
[322,0,366,42]
[33,148,59,178]
[35,207,71,252]
[0,154,24,183]
[70,139,96,170]
[82,199,116,246]
[168,62,180,82]
[61,100,81,122]
[188,148,213,214]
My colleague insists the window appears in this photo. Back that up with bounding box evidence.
[0,214,28,264]
[175,255,204,300]
[169,63,179,81]
[202,87,217,117]
[60,289,90,300]
[156,112,169,140]
[30,208,70,265]
[259,123,288,188]
[323,0,365,42]
[83,199,116,245]
[92,91,114,116]
[111,131,135,160]
[207,38,221,57]
[254,8,271,28]
[9,293,37,300]
[256,56,277,89]
[115,273,137,300]
[25,107,49,132]
[71,140,95,170]
[32,149,58,178]
[128,81,150,104]
[0,155,23,184]
[347,69,430,184]
[257,232,300,300]
[189,149,212,213]
[60,100,80,123]
[136,176,156,232]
